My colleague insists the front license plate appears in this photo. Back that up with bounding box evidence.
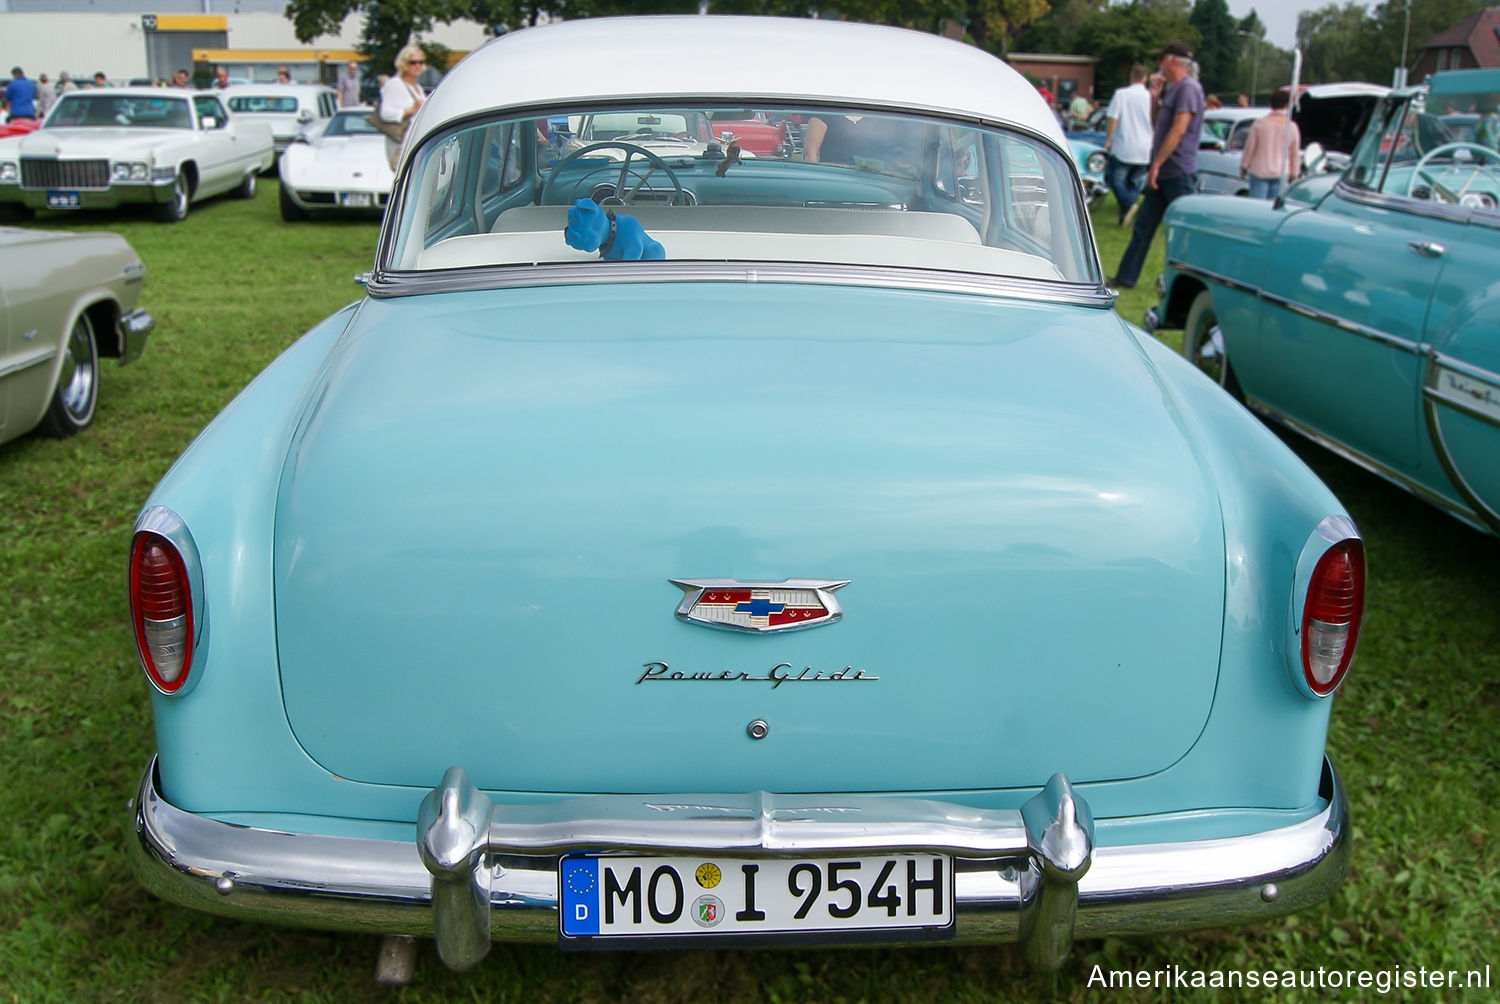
[559,853,954,946]
[46,190,80,209]
[339,192,372,207]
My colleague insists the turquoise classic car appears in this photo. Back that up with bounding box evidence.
[127,16,1360,982]
[1147,68,1500,536]
[1069,138,1108,202]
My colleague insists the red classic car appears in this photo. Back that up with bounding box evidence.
[704,109,796,156]
[0,117,40,139]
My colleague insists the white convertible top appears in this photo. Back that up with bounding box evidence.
[408,16,1065,158]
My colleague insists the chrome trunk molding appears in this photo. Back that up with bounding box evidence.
[129,756,1348,971]
[363,262,1117,309]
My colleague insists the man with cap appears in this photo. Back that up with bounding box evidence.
[1109,40,1205,289]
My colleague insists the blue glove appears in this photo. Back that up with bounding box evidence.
[562,197,665,260]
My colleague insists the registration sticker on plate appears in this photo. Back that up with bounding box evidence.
[559,853,953,945]
[339,192,372,207]
[46,191,81,210]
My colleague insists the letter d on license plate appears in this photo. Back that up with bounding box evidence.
[559,853,954,945]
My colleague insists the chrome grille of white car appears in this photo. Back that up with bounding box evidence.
[21,158,110,190]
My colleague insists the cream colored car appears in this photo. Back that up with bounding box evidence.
[0,226,153,446]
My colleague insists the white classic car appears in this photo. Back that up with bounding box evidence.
[220,84,338,158]
[277,106,393,220]
[0,88,274,223]
[1196,106,1269,196]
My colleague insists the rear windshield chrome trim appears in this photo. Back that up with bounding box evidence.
[364,262,1116,308]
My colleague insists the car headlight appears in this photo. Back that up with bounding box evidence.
[0,161,17,183]
[112,162,149,182]
[1086,151,1108,175]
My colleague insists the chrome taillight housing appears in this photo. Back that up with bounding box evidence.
[130,507,205,696]
[1291,516,1365,697]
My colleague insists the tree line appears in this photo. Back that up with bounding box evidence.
[286,0,1494,104]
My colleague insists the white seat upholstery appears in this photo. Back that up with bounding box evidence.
[490,204,983,243]
[420,226,1061,279]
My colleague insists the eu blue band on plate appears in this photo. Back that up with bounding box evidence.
[559,855,600,935]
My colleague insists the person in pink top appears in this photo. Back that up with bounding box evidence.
[1239,90,1301,199]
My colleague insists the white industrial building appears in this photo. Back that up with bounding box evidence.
[0,1,494,86]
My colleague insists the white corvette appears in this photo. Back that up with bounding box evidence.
[276,107,393,221]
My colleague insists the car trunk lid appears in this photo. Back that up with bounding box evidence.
[274,282,1226,795]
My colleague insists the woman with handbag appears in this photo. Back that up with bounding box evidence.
[376,45,426,168]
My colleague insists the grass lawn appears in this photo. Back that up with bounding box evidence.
[0,181,1496,1001]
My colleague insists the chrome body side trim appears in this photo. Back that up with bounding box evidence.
[129,756,1348,970]
[1421,353,1500,534]
[1335,178,1500,231]
[1246,396,1487,532]
[363,262,1117,309]
[1428,350,1500,390]
[1166,260,1424,355]
[0,344,57,381]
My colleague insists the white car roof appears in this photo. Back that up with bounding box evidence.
[1299,82,1389,99]
[411,16,1066,152]
[220,84,334,100]
[1203,107,1269,123]
[56,87,197,99]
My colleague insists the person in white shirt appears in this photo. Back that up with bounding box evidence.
[378,45,427,168]
[1104,63,1153,225]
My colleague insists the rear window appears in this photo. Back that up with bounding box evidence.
[228,96,300,114]
[385,102,1098,285]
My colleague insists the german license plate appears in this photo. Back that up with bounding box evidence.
[46,190,80,209]
[339,192,372,207]
[559,853,953,945]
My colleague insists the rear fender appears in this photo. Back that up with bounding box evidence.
[140,302,361,813]
[1111,318,1352,811]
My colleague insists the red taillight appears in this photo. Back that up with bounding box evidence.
[1301,539,1364,696]
[130,531,194,694]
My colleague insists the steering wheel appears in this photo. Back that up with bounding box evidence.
[1407,142,1500,205]
[540,141,686,206]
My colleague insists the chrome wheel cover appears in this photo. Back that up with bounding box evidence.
[1190,314,1228,387]
[58,315,97,421]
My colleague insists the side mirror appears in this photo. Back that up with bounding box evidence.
[297,109,315,124]
[199,115,219,130]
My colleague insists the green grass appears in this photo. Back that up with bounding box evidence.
[1,183,1496,1001]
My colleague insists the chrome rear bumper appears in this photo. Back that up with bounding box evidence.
[129,756,1348,971]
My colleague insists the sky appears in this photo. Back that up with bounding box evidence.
[1230,0,1301,50]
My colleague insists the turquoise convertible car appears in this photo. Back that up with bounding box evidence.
[1148,68,1500,536]
[127,17,1360,981]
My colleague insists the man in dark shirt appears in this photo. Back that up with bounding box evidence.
[1110,41,1205,289]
